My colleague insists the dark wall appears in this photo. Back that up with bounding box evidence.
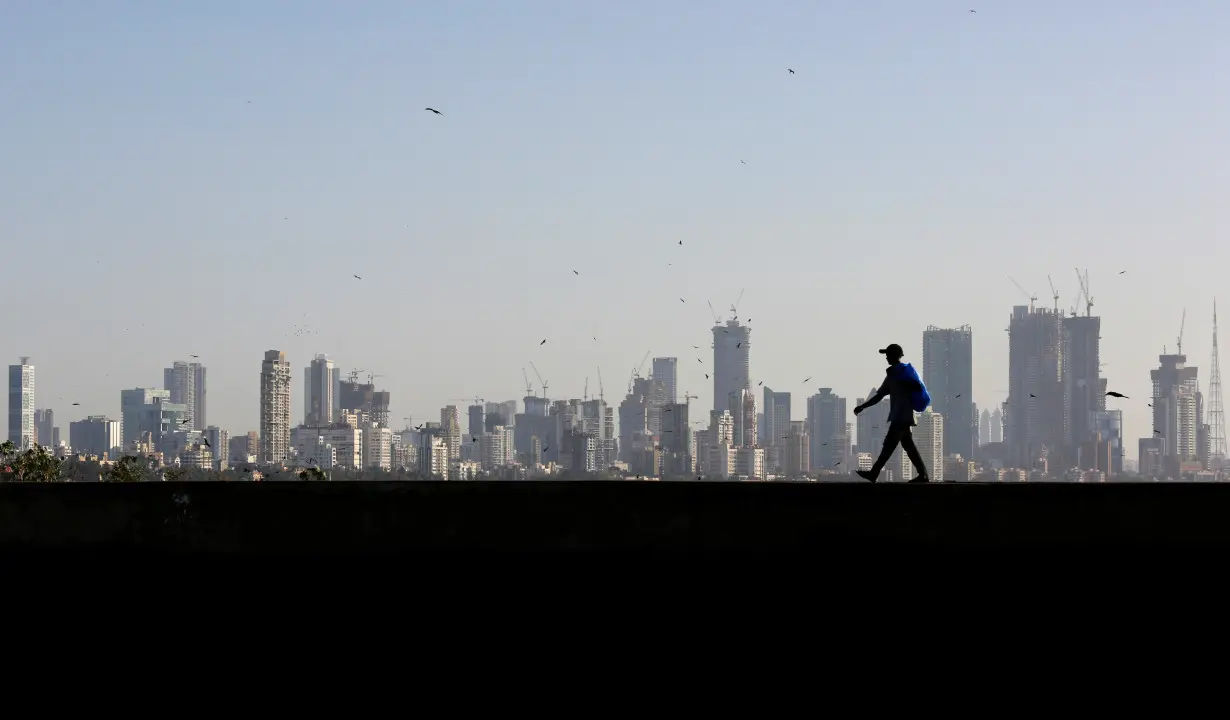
[2,481,1229,553]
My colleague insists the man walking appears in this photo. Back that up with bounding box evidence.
[852,344,930,483]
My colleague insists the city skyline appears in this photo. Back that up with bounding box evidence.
[6,298,1228,469]
[5,3,1229,463]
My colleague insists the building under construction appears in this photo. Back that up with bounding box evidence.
[338,375,391,428]
[1007,305,1067,471]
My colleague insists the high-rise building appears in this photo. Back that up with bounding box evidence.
[205,426,229,470]
[712,320,751,412]
[979,409,991,446]
[784,420,810,476]
[304,354,335,426]
[260,350,292,464]
[1063,315,1103,452]
[922,325,974,461]
[651,357,678,405]
[915,409,945,483]
[1208,301,1227,469]
[727,389,757,447]
[194,363,207,430]
[468,404,486,438]
[164,361,205,432]
[990,408,1003,444]
[807,389,847,470]
[1152,352,1200,475]
[440,405,461,460]
[7,357,35,450]
[69,416,122,458]
[855,386,889,456]
[34,408,55,449]
[762,388,791,472]
[1007,305,1066,469]
[120,388,186,454]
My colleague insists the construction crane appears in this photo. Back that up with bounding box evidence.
[1178,308,1186,356]
[729,287,746,322]
[706,301,721,325]
[597,366,605,402]
[529,361,549,399]
[522,368,534,397]
[347,370,366,384]
[1075,268,1094,317]
[449,396,485,406]
[682,391,699,407]
[583,378,589,402]
[631,350,651,380]
[1047,275,1059,313]
[1008,276,1037,311]
[368,373,385,385]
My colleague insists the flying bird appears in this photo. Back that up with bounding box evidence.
[678,240,683,245]
[191,354,199,358]
[803,377,811,383]
[540,339,547,345]
[353,274,362,280]
[1154,430,1163,435]
[425,108,442,115]
[72,402,80,406]
[1029,393,1037,398]
[1119,270,1126,274]
[833,460,841,466]
[954,394,962,398]
[788,69,795,74]
[736,342,742,348]
[705,374,710,379]
[680,298,686,303]
[758,381,763,386]
[573,270,579,275]
[1106,391,1128,398]
[202,438,211,448]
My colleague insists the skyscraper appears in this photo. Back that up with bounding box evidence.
[762,387,791,472]
[712,320,751,412]
[8,357,35,450]
[915,409,945,482]
[164,361,205,432]
[979,409,991,446]
[651,357,678,405]
[807,388,847,470]
[1152,352,1199,475]
[304,354,335,426]
[922,325,974,461]
[34,408,54,449]
[260,350,292,464]
[1063,315,1103,451]
[1007,305,1065,469]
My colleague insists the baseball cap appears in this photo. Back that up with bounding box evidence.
[878,344,904,356]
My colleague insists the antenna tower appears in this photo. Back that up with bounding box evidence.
[1208,299,1227,468]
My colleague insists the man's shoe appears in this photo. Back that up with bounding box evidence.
[856,470,877,483]
[908,475,930,483]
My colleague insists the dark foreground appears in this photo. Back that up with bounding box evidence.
[1,480,1229,553]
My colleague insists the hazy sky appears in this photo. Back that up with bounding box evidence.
[4,1,1227,459]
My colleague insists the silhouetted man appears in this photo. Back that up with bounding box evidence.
[852,344,930,483]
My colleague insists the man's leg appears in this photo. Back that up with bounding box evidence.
[858,425,905,482]
[899,427,930,481]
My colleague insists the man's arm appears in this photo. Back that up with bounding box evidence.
[854,378,890,415]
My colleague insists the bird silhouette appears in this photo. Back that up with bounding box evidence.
[573,270,579,275]
[425,108,442,115]
[1106,391,1128,398]
[705,374,710,379]
[353,274,362,280]
[803,377,811,383]
[680,298,686,303]
[1030,393,1037,398]
[540,339,547,345]
[788,69,795,74]
[72,402,80,406]
[678,240,683,245]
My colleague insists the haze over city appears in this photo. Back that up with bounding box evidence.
[4,1,1228,472]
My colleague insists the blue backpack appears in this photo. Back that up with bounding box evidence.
[896,363,931,413]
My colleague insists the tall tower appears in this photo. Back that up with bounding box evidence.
[712,320,751,412]
[7,357,35,450]
[164,361,201,432]
[304,354,335,426]
[922,325,974,461]
[651,357,678,404]
[1209,300,1227,468]
[260,350,292,464]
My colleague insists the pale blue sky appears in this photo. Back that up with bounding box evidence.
[3,1,1227,459]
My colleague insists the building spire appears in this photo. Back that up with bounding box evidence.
[1208,298,1227,468]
